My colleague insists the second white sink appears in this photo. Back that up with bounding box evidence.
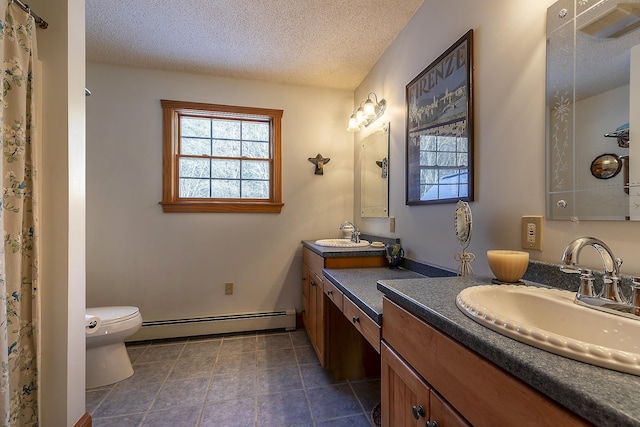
[456,284,640,375]
[314,238,371,248]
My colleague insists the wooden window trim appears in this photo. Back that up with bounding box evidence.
[160,100,284,213]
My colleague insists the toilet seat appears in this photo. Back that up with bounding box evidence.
[86,306,140,326]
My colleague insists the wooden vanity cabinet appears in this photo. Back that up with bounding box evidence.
[382,298,590,427]
[301,246,385,369]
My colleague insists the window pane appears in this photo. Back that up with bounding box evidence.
[437,152,456,167]
[242,140,269,159]
[181,138,211,156]
[242,180,269,198]
[211,120,241,139]
[438,137,457,151]
[179,178,210,198]
[212,139,241,157]
[242,160,269,180]
[420,150,437,166]
[179,158,210,178]
[181,117,211,138]
[211,159,240,179]
[420,168,437,185]
[242,122,269,141]
[457,153,468,167]
[457,137,468,152]
[211,179,240,198]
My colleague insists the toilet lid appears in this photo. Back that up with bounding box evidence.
[86,306,140,325]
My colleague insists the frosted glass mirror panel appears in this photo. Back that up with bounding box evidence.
[546,0,640,220]
[361,124,389,217]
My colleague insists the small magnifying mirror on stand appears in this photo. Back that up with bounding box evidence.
[454,201,475,276]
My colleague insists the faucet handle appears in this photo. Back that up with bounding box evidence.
[577,269,595,297]
[631,277,640,316]
[560,264,581,274]
[615,257,623,271]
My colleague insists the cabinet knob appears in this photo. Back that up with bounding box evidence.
[310,280,317,286]
[411,405,425,419]
[352,316,360,324]
[426,421,438,427]
[327,290,333,296]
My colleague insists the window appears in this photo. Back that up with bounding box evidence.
[160,100,283,213]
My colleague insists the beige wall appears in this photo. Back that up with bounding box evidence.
[356,0,640,275]
[85,63,355,322]
[32,0,86,425]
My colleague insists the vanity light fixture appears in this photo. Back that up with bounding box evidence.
[579,3,640,39]
[347,92,387,132]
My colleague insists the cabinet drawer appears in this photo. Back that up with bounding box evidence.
[324,280,343,311]
[344,298,380,353]
[382,298,588,427]
[303,247,325,276]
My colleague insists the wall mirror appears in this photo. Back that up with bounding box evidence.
[361,123,389,217]
[546,0,640,220]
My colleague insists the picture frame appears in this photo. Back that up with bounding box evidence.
[405,29,474,205]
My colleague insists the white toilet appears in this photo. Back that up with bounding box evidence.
[85,306,142,389]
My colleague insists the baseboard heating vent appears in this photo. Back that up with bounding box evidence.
[129,309,296,342]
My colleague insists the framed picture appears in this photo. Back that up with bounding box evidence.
[406,30,474,205]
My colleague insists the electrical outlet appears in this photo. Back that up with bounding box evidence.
[225,282,234,295]
[390,216,396,233]
[521,216,543,251]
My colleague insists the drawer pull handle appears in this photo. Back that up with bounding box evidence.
[426,421,438,427]
[327,290,333,296]
[411,405,425,419]
[352,316,360,324]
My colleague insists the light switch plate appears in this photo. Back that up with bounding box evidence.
[521,216,543,251]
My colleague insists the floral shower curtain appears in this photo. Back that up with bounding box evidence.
[0,1,40,425]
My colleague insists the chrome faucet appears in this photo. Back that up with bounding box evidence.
[560,236,638,318]
[339,221,360,243]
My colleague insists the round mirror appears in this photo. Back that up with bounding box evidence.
[454,201,472,249]
[590,154,622,179]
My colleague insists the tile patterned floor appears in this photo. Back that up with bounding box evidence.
[87,329,381,427]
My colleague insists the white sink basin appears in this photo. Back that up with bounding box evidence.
[456,284,640,375]
[314,238,371,248]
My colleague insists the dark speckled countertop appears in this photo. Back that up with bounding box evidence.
[322,268,425,324]
[377,276,640,427]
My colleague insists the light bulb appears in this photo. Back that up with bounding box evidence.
[363,98,376,119]
[355,106,365,124]
[347,115,360,132]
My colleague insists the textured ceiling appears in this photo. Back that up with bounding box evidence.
[85,0,425,91]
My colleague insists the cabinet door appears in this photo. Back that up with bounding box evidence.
[302,266,311,339]
[309,268,325,366]
[381,342,429,427]
[430,390,471,427]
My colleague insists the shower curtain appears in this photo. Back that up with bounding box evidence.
[0,1,40,425]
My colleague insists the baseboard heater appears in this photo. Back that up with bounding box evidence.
[129,309,296,342]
